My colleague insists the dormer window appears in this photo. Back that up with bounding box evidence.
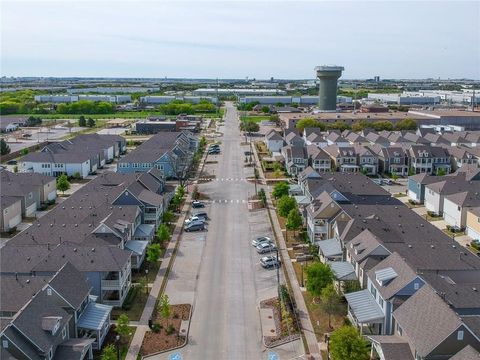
[375,267,398,286]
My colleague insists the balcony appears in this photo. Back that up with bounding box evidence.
[101,279,121,290]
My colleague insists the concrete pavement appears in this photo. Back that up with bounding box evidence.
[146,102,303,360]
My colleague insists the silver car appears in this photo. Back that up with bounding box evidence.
[251,236,271,247]
[260,256,281,269]
[256,242,277,254]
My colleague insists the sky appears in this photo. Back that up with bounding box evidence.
[1,1,479,79]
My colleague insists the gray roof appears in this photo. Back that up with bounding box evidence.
[318,238,343,257]
[54,338,96,360]
[344,289,385,323]
[327,261,356,281]
[48,262,90,309]
[265,130,283,141]
[450,345,480,360]
[368,252,419,300]
[12,290,72,354]
[118,131,184,163]
[368,335,414,360]
[392,285,463,358]
[0,273,51,313]
[125,240,149,255]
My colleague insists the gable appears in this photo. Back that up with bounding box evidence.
[330,190,349,202]
[113,190,143,207]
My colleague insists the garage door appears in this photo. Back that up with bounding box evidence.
[467,227,480,240]
[25,203,37,217]
[47,191,56,201]
[8,214,21,229]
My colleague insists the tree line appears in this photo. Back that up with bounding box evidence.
[295,117,418,133]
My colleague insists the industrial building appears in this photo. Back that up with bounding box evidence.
[140,95,216,104]
[239,95,352,105]
[193,88,286,96]
[367,93,441,105]
[34,94,131,103]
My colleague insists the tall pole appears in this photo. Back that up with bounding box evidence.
[275,247,280,301]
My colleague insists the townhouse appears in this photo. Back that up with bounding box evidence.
[293,169,480,358]
[117,131,197,178]
[0,171,57,231]
[407,145,451,175]
[20,134,125,178]
[0,262,113,359]
[281,144,308,176]
[323,145,359,172]
[264,130,285,153]
[1,169,169,307]
[305,145,331,172]
[376,146,409,176]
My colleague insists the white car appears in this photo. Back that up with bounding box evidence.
[260,256,281,269]
[256,242,277,254]
[185,216,205,225]
[251,236,271,247]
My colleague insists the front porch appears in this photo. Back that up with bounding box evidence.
[318,238,343,262]
[77,302,113,350]
[340,164,360,173]
[344,289,385,335]
[125,240,149,269]
[361,164,377,175]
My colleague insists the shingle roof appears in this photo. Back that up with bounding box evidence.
[450,345,480,360]
[392,285,463,358]
[48,262,90,309]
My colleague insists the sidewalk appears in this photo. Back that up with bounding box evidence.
[250,137,322,359]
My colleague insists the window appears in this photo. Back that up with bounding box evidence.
[397,324,403,336]
[457,330,464,341]
[29,192,33,199]
[379,297,384,309]
[2,340,8,349]
[48,348,53,360]
[62,326,67,339]
[414,282,420,290]
[458,206,461,211]
[4,209,7,215]
[370,284,377,299]
[47,288,52,296]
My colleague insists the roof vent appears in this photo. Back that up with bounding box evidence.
[26,279,30,284]
[473,287,477,292]
[75,224,78,227]
[452,244,457,248]
[37,223,40,227]
[73,248,77,252]
[408,244,412,248]
[430,244,435,249]
[62,206,65,209]
[50,224,53,227]
[62,224,66,227]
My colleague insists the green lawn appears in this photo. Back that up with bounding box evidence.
[241,115,271,123]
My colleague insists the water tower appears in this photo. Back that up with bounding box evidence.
[315,65,344,111]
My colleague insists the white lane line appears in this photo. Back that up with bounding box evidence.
[230,200,234,203]
[236,200,240,204]
[224,200,228,203]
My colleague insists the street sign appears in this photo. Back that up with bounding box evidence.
[268,351,279,360]
[169,352,183,360]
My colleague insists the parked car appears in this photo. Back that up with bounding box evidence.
[244,151,252,156]
[383,179,393,185]
[184,222,205,232]
[251,236,271,247]
[193,212,208,220]
[22,133,32,138]
[260,256,281,269]
[256,242,277,254]
[192,200,205,208]
[6,160,17,165]
[372,178,383,185]
[185,216,205,225]
[209,144,220,150]
[208,148,220,155]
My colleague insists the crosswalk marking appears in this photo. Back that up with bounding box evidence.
[209,199,248,205]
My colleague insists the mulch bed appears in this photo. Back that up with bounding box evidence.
[261,298,300,347]
[140,304,191,356]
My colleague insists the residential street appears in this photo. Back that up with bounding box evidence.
[151,102,303,360]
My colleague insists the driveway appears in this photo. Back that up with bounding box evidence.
[411,206,428,217]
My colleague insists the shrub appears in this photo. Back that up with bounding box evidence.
[166,324,175,335]
[152,323,161,333]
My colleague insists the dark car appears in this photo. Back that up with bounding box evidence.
[193,211,208,220]
[192,200,205,208]
[6,160,17,165]
[209,144,220,150]
[22,133,32,138]
[208,148,220,155]
[244,151,252,156]
[184,222,205,232]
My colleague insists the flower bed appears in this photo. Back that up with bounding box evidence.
[140,304,191,356]
[261,297,300,347]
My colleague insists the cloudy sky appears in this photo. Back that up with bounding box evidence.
[1,1,479,79]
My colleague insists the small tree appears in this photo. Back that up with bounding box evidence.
[177,185,185,198]
[272,181,289,199]
[437,167,446,176]
[78,115,86,127]
[319,283,342,329]
[146,243,162,264]
[87,118,96,127]
[56,174,70,194]
[286,208,302,240]
[0,139,10,155]
[408,167,415,176]
[305,262,334,298]
[13,165,18,173]
[156,224,170,245]
[100,344,116,360]
[277,195,297,218]
[261,105,270,113]
[391,173,398,181]
[162,210,174,224]
[116,314,130,342]
[329,325,369,360]
[20,148,29,156]
[72,171,81,180]
[199,136,207,148]
[158,294,171,326]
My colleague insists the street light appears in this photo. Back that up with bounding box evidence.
[115,335,120,360]
[144,269,149,295]
[300,262,304,287]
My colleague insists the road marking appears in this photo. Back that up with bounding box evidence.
[237,200,239,203]
[230,199,234,203]
[169,353,182,360]
[224,200,228,203]
[268,352,279,360]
